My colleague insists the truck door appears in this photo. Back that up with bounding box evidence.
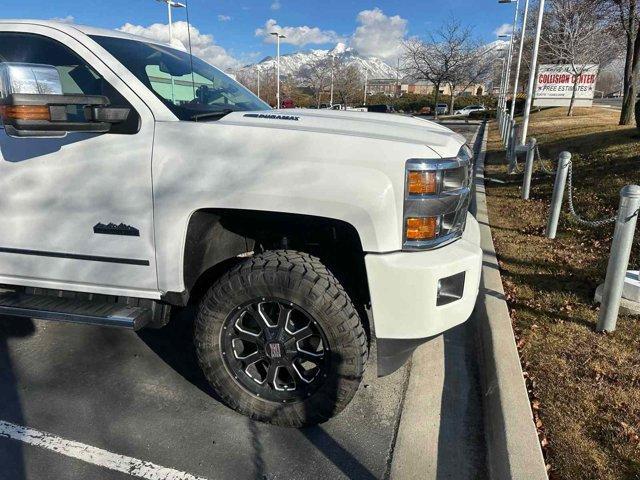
[0,28,158,296]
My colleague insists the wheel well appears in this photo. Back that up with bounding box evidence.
[178,208,371,335]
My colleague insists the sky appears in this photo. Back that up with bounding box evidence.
[4,0,518,69]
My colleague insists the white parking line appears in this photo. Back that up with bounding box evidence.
[0,420,210,480]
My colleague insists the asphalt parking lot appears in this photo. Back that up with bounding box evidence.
[593,97,623,110]
[0,122,484,480]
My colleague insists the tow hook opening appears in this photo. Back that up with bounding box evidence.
[436,271,466,306]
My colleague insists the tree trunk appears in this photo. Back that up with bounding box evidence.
[620,3,640,125]
[434,84,441,119]
[449,86,456,114]
[567,75,579,116]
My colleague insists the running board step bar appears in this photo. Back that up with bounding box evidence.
[0,292,151,330]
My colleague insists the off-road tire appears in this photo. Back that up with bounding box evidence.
[194,250,367,427]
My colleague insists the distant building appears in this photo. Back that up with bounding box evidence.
[402,79,436,95]
[366,78,401,96]
[366,76,486,97]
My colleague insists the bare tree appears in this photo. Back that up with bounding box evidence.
[542,0,618,115]
[299,57,332,107]
[596,60,625,95]
[599,0,640,124]
[332,59,362,107]
[446,45,494,112]
[402,18,488,118]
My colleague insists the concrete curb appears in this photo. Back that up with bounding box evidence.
[474,123,549,480]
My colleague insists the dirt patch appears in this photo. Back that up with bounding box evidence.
[485,107,640,480]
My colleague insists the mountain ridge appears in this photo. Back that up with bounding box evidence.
[239,43,399,79]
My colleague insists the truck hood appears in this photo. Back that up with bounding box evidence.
[218,109,466,158]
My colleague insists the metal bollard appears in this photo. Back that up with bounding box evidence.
[596,185,640,332]
[501,112,509,145]
[521,138,537,200]
[507,119,517,173]
[546,151,571,239]
[505,113,513,145]
[510,120,518,158]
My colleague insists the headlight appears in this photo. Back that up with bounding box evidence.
[403,145,473,250]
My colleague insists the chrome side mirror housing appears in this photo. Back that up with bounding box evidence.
[0,63,64,97]
[0,63,130,138]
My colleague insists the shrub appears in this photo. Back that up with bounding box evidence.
[469,109,497,120]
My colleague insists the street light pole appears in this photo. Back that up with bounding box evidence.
[270,32,286,109]
[363,71,368,106]
[256,68,261,99]
[497,48,508,110]
[155,0,185,103]
[167,1,173,40]
[499,0,520,116]
[330,54,335,107]
[156,0,186,42]
[396,57,400,98]
[510,0,530,132]
[496,57,507,113]
[520,0,545,145]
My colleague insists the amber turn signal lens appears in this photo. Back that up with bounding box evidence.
[406,217,438,241]
[0,105,50,121]
[407,170,437,195]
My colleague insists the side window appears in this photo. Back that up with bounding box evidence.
[0,32,139,134]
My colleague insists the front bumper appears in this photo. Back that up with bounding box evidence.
[365,214,482,375]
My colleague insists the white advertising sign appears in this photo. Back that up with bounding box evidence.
[533,64,599,107]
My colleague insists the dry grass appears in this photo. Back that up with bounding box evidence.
[485,107,640,480]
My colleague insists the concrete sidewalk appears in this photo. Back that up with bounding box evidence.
[390,323,487,480]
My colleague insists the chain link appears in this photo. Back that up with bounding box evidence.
[535,145,554,175]
[566,161,617,227]
[511,142,553,175]
[510,150,523,173]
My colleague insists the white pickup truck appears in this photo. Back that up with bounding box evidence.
[0,20,482,427]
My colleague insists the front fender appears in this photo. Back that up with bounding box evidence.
[151,121,434,293]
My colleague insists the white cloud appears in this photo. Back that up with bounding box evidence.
[218,15,231,22]
[494,23,513,37]
[270,1,281,10]
[118,22,241,71]
[350,8,407,61]
[51,15,75,24]
[255,19,342,46]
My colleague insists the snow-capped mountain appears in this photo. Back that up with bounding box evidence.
[242,43,398,80]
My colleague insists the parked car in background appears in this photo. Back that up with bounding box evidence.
[454,105,486,117]
[366,104,395,113]
[435,103,448,115]
[281,98,295,108]
[319,103,342,110]
[417,106,432,116]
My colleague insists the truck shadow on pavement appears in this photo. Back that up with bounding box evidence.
[436,319,487,480]
[137,306,222,402]
[139,307,378,480]
[0,316,35,480]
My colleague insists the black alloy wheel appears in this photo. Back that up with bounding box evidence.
[221,298,330,403]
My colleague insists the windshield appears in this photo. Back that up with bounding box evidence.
[90,35,270,121]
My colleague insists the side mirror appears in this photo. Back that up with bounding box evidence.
[0,63,130,138]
